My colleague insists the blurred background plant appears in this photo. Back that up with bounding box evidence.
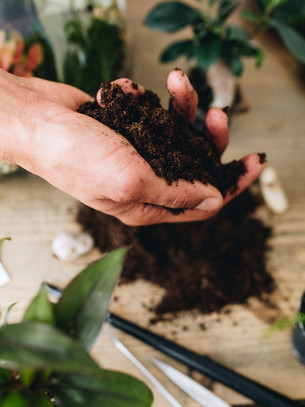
[0,245,153,406]
[62,0,126,95]
[144,0,305,111]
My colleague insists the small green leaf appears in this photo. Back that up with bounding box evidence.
[161,40,194,62]
[227,56,244,76]
[23,283,55,325]
[226,25,250,42]
[51,371,153,407]
[144,1,202,33]
[0,322,100,375]
[0,367,13,384]
[269,19,305,63]
[3,303,18,325]
[272,0,305,23]
[55,248,127,351]
[0,392,29,407]
[256,0,269,11]
[217,0,238,23]
[240,9,262,23]
[195,34,221,71]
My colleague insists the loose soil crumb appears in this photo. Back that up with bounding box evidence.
[78,81,247,195]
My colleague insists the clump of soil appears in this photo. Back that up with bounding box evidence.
[78,188,274,318]
[77,80,247,195]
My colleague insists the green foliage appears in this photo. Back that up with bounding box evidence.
[145,0,262,76]
[63,15,125,95]
[145,0,305,76]
[241,0,305,65]
[264,313,305,338]
[0,247,153,407]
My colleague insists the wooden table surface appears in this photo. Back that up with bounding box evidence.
[1,5,305,406]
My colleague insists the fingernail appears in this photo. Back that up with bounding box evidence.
[195,197,222,211]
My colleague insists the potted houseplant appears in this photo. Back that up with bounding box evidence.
[144,0,264,111]
[144,0,305,112]
[0,242,153,406]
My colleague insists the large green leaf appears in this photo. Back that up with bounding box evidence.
[0,322,100,375]
[0,390,53,407]
[55,248,127,351]
[51,371,153,407]
[269,19,305,63]
[225,25,250,42]
[161,40,194,62]
[195,34,222,71]
[23,283,55,325]
[272,0,305,23]
[144,1,202,32]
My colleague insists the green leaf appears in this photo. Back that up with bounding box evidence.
[0,391,53,407]
[195,34,222,71]
[23,283,55,325]
[227,56,244,76]
[55,248,127,351]
[225,25,250,41]
[0,322,100,375]
[51,371,153,407]
[144,1,202,33]
[0,367,13,384]
[256,0,269,11]
[161,40,194,62]
[269,19,305,63]
[0,392,29,407]
[272,0,305,23]
[240,9,262,23]
[3,303,18,325]
[217,0,238,23]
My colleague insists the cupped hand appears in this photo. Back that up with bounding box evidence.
[0,68,264,226]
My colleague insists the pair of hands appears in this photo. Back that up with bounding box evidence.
[0,68,264,226]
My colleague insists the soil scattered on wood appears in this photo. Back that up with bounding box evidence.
[78,189,274,320]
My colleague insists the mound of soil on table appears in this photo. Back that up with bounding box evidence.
[77,80,248,195]
[78,189,274,319]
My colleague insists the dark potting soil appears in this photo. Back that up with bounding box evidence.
[77,80,248,195]
[78,188,274,318]
[77,80,273,319]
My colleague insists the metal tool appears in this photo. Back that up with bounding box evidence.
[152,357,231,407]
[104,325,182,407]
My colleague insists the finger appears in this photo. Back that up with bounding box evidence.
[112,199,222,226]
[223,153,266,205]
[28,76,93,109]
[205,107,229,154]
[96,78,145,107]
[167,69,198,123]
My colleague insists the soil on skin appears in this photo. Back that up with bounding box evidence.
[77,80,248,195]
[77,80,273,320]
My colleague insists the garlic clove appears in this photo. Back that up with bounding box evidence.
[52,232,80,261]
[75,232,94,256]
[259,166,289,214]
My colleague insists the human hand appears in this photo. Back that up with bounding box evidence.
[0,68,264,226]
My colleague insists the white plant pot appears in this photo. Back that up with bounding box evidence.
[206,60,237,109]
